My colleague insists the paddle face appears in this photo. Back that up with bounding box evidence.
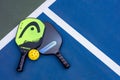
[38,22,62,54]
[38,23,70,68]
[15,18,45,72]
[15,18,45,50]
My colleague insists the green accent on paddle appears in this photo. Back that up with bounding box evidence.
[15,18,45,47]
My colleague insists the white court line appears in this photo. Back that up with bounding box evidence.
[43,8,120,76]
[0,0,120,77]
[0,0,56,50]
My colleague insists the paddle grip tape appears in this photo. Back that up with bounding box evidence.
[56,52,70,68]
[17,52,28,72]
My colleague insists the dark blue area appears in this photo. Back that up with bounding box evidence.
[50,0,120,66]
[0,0,120,80]
[38,13,120,80]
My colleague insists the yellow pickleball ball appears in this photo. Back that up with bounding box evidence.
[28,49,40,60]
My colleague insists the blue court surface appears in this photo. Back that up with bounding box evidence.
[0,0,120,80]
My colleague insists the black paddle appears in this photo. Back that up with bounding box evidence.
[38,22,70,68]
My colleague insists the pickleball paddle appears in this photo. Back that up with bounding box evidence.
[15,18,45,72]
[38,22,70,68]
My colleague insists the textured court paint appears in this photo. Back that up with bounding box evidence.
[0,0,119,80]
[38,13,120,80]
[0,0,45,40]
[43,8,120,76]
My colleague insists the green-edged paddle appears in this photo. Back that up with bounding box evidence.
[15,18,45,72]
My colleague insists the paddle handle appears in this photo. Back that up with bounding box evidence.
[17,53,27,72]
[56,52,70,69]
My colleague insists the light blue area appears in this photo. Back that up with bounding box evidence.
[40,41,57,54]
